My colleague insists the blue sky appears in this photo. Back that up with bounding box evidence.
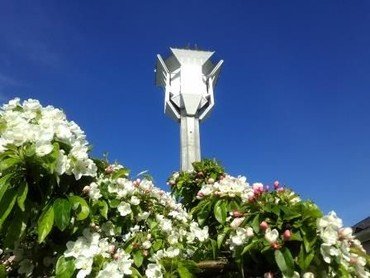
[0,0,369,226]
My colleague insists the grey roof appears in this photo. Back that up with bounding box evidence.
[353,217,370,233]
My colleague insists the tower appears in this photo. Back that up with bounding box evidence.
[155,47,223,171]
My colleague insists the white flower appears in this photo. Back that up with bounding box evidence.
[23,99,41,111]
[3,97,20,110]
[320,243,340,263]
[117,202,131,216]
[339,227,353,240]
[69,158,97,180]
[245,226,254,237]
[230,217,245,229]
[56,124,73,143]
[283,272,300,278]
[189,222,209,242]
[130,195,140,205]
[230,227,253,248]
[75,256,93,277]
[97,261,121,278]
[64,237,87,258]
[142,240,152,249]
[168,233,179,245]
[165,247,180,258]
[89,182,102,200]
[317,211,342,230]
[320,227,338,245]
[137,211,150,221]
[77,269,91,278]
[117,253,133,275]
[35,141,53,156]
[156,215,172,233]
[303,272,315,278]
[56,151,68,175]
[145,263,163,278]
[265,228,279,244]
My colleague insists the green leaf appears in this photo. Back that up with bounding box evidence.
[54,198,71,231]
[37,204,54,243]
[0,188,17,229]
[0,264,7,278]
[56,256,75,278]
[69,195,89,220]
[290,231,302,241]
[112,168,130,179]
[130,267,143,278]
[304,252,315,270]
[274,249,287,274]
[16,182,28,211]
[4,209,27,248]
[92,255,105,274]
[281,247,294,276]
[197,205,210,226]
[108,198,120,208]
[217,228,230,248]
[97,200,108,219]
[178,262,194,278]
[152,240,163,251]
[133,250,144,268]
[214,200,227,224]
[251,214,260,233]
[241,240,258,255]
[0,157,20,171]
[228,200,240,211]
[0,173,12,202]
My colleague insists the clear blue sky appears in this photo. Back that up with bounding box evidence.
[0,0,369,226]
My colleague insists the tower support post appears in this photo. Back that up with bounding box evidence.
[180,112,201,171]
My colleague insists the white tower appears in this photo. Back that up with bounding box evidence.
[155,47,223,171]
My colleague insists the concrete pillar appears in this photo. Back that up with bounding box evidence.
[180,111,201,171]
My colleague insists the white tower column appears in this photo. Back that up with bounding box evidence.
[155,47,223,171]
[180,112,201,171]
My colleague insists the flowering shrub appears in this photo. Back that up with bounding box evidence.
[56,168,209,277]
[0,98,368,277]
[168,161,370,277]
[0,98,208,277]
[0,98,98,276]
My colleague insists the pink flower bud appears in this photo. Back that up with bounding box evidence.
[264,272,274,278]
[133,179,141,187]
[232,210,244,218]
[283,230,292,241]
[105,165,114,174]
[274,180,280,189]
[260,221,269,231]
[108,245,116,254]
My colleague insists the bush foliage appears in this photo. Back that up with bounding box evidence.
[0,99,369,278]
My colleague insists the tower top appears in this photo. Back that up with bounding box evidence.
[155,47,223,122]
